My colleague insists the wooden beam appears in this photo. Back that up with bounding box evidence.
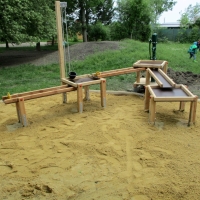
[95,67,145,78]
[154,96,195,102]
[3,87,76,104]
[181,84,195,97]
[158,69,175,87]
[55,1,65,79]
[147,68,163,87]
[2,85,70,100]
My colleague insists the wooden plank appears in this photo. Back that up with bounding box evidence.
[181,84,195,97]
[55,1,65,79]
[2,85,69,100]
[147,69,163,87]
[98,68,145,78]
[4,87,76,104]
[100,79,106,107]
[154,96,195,102]
[81,79,101,86]
[61,78,77,87]
[147,85,156,97]
[158,69,175,87]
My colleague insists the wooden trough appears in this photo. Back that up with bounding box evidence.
[144,85,198,126]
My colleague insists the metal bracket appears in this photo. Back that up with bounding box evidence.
[60,2,67,8]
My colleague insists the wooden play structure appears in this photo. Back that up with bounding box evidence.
[1,1,198,127]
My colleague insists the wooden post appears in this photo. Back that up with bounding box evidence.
[149,96,156,124]
[188,96,198,126]
[100,79,106,107]
[163,61,168,74]
[55,1,65,79]
[84,86,90,101]
[55,1,67,103]
[136,71,141,83]
[144,86,150,111]
[145,70,150,85]
[16,102,21,123]
[77,84,83,113]
[179,102,185,111]
[17,97,28,127]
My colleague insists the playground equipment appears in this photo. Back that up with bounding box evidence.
[1,1,198,127]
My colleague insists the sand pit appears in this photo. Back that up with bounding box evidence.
[0,91,200,200]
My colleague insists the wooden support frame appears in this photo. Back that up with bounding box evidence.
[133,60,168,70]
[144,85,198,126]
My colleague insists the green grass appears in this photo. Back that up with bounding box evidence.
[0,39,199,98]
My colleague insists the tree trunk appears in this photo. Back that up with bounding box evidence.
[36,42,41,51]
[80,2,87,42]
[6,41,9,48]
[52,36,55,46]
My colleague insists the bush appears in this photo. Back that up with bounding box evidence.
[88,23,110,41]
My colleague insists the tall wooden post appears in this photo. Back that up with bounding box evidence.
[55,1,67,103]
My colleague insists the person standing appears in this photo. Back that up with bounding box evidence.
[188,42,198,62]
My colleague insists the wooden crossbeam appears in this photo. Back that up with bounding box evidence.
[3,86,76,104]
[96,67,145,78]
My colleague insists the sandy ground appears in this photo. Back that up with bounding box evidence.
[0,91,200,200]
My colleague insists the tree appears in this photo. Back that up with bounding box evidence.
[0,0,56,49]
[149,0,177,24]
[117,0,151,41]
[66,0,114,42]
[179,3,200,28]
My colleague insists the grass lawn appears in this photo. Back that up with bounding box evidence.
[0,39,199,98]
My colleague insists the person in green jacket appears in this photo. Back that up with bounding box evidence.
[188,42,198,62]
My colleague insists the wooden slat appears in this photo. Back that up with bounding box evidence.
[154,96,195,102]
[2,85,68,100]
[98,68,145,78]
[147,69,163,87]
[3,87,76,104]
[158,69,175,87]
[181,84,195,97]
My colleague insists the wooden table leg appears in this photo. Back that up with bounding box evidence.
[188,96,198,126]
[149,96,156,124]
[179,101,185,111]
[84,86,90,101]
[144,86,150,111]
[77,84,83,113]
[17,97,28,126]
[100,79,106,107]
